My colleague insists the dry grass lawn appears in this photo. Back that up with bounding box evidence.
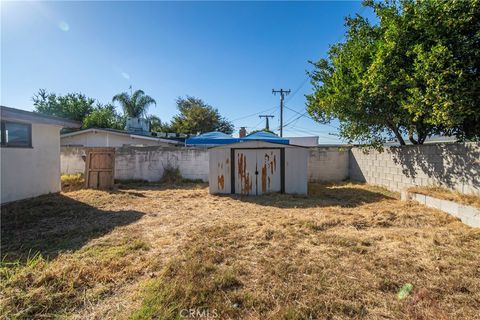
[1,182,479,319]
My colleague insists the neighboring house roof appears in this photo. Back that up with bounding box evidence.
[242,132,289,144]
[186,131,240,145]
[186,131,290,146]
[0,106,81,128]
[60,128,182,145]
[384,135,458,146]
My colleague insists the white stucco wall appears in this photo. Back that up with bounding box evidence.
[61,131,173,147]
[61,147,86,174]
[1,123,62,204]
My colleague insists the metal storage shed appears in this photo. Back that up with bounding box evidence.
[209,140,308,195]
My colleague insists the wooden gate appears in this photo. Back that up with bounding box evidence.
[84,148,115,189]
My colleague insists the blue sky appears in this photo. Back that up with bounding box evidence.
[1,1,373,143]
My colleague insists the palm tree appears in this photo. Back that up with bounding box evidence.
[112,89,156,118]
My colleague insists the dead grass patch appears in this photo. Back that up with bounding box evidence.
[1,182,479,319]
[408,185,480,208]
[61,173,84,192]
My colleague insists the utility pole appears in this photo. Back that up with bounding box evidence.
[272,88,290,137]
[259,115,274,130]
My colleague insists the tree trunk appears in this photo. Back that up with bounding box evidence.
[408,132,419,144]
[388,123,406,145]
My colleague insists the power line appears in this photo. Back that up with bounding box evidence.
[284,77,309,104]
[231,106,277,122]
[283,105,339,130]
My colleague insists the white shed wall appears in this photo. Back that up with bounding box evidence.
[285,148,308,194]
[1,123,61,204]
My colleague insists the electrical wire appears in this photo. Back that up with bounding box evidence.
[231,106,277,122]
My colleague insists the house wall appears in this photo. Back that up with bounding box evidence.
[61,131,172,147]
[350,143,480,195]
[308,147,350,182]
[285,136,319,147]
[1,123,62,204]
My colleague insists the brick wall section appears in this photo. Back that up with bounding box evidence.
[308,147,349,182]
[349,142,480,195]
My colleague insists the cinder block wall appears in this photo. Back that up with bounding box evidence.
[115,146,209,182]
[349,143,480,195]
[308,147,350,182]
[61,147,86,174]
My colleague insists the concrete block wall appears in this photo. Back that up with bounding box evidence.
[350,142,480,195]
[308,147,349,182]
[403,191,480,227]
[61,147,86,174]
[115,146,209,182]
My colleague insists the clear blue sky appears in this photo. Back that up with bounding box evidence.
[1,1,373,143]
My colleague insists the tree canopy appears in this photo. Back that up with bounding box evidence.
[169,96,234,134]
[307,0,480,146]
[112,89,156,118]
[82,104,125,130]
[33,89,124,130]
[147,115,171,133]
[33,89,95,122]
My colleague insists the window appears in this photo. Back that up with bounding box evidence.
[1,121,32,148]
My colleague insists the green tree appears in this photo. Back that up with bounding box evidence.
[82,104,125,129]
[169,96,234,134]
[147,115,171,132]
[307,0,480,146]
[112,89,156,118]
[33,89,95,122]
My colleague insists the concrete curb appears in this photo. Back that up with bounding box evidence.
[401,190,480,228]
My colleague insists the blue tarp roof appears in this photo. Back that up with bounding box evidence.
[242,132,289,144]
[185,132,241,145]
[186,131,289,146]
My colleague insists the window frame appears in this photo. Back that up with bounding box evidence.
[0,120,33,148]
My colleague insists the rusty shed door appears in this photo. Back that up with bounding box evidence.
[234,149,257,195]
[84,148,115,189]
[234,149,281,195]
[257,149,281,195]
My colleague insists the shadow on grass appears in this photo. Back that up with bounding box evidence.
[1,193,144,263]
[218,182,396,208]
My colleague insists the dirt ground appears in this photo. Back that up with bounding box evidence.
[1,182,479,319]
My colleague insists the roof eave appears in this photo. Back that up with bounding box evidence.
[1,106,81,128]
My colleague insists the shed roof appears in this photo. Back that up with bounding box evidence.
[0,106,81,128]
[210,140,307,149]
